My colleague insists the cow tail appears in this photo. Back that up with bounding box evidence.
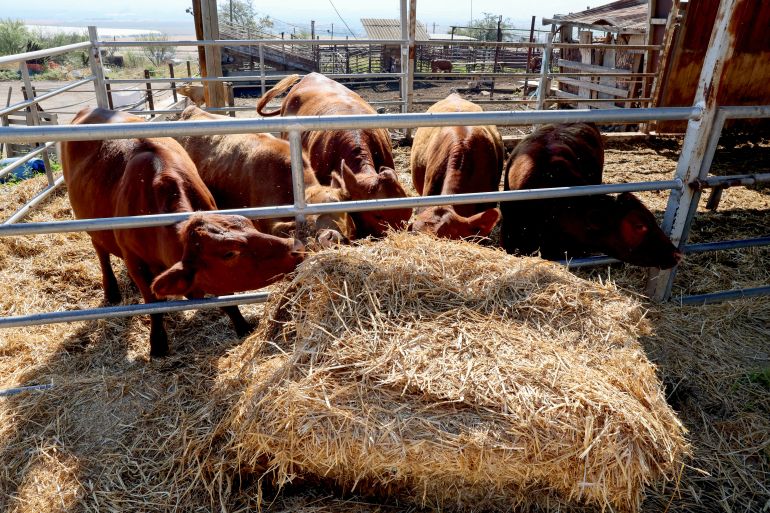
[256,74,302,117]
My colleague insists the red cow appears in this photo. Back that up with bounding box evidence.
[410,94,503,239]
[61,107,304,357]
[430,59,453,73]
[175,106,355,245]
[256,72,411,238]
[501,122,682,268]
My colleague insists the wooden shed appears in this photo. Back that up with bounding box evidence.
[361,18,430,72]
[544,0,660,109]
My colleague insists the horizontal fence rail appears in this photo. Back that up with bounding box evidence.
[0,292,270,329]
[0,107,701,144]
[0,180,684,237]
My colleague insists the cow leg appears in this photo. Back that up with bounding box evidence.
[185,289,253,338]
[124,256,168,358]
[94,243,122,304]
[221,306,253,337]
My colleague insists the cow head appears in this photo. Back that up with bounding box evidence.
[561,193,682,269]
[410,206,500,240]
[331,160,412,237]
[151,213,304,297]
[305,183,357,248]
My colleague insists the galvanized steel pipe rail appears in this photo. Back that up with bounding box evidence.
[0,107,701,144]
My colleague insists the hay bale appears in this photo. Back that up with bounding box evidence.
[197,233,686,511]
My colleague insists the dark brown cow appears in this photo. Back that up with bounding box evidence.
[256,72,411,238]
[175,106,355,245]
[501,122,682,268]
[430,59,453,73]
[410,94,503,239]
[62,107,304,357]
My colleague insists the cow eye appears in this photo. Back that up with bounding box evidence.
[222,250,240,260]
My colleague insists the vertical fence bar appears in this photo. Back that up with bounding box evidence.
[105,83,114,110]
[522,15,536,100]
[399,0,408,115]
[87,26,109,109]
[259,44,266,97]
[18,61,54,186]
[647,0,738,301]
[288,130,306,228]
[404,0,417,141]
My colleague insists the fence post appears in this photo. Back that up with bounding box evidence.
[399,0,408,116]
[646,0,738,301]
[522,15,535,99]
[405,0,416,140]
[18,62,54,186]
[535,29,555,110]
[87,26,109,109]
[143,70,155,117]
[186,60,192,77]
[259,44,266,97]
[168,63,178,103]
[288,130,306,229]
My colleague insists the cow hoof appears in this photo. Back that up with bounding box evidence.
[234,321,255,338]
[149,334,169,358]
[104,288,122,305]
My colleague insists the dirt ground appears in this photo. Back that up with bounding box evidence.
[0,128,769,511]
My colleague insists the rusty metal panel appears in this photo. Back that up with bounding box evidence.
[655,0,770,131]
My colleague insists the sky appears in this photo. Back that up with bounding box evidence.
[6,0,596,36]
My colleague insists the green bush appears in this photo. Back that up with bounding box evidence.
[0,18,32,56]
[123,51,148,68]
[0,68,19,80]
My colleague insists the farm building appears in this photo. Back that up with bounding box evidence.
[361,18,430,71]
[544,0,658,108]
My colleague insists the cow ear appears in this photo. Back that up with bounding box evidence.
[619,211,649,248]
[378,167,397,183]
[151,262,195,298]
[468,208,501,237]
[330,171,346,192]
[339,160,362,195]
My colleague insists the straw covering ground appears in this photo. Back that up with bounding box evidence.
[0,137,769,512]
[221,232,688,512]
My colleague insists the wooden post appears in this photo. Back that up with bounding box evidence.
[105,83,114,109]
[200,0,225,107]
[168,63,178,102]
[345,36,350,74]
[578,30,592,102]
[144,69,155,117]
[523,15,535,99]
[226,82,235,117]
[186,60,192,77]
[368,44,372,72]
[19,62,53,185]
[191,0,209,103]
[491,15,502,98]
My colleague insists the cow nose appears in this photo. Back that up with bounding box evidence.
[317,228,345,248]
[291,238,306,259]
[673,250,684,265]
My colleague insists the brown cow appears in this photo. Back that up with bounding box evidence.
[62,107,304,357]
[177,83,206,106]
[175,106,355,245]
[256,72,411,238]
[410,94,503,239]
[501,122,682,268]
[430,59,453,73]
